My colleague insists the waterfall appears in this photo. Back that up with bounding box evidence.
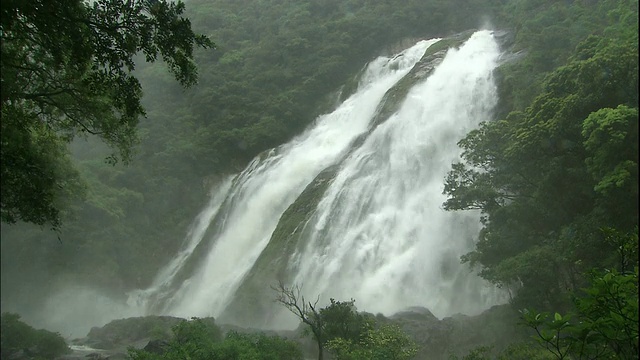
[127,176,234,309]
[288,30,503,320]
[140,38,439,318]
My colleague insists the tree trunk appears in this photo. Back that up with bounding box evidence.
[317,341,323,360]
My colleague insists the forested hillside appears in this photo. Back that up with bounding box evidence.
[1,1,637,355]
[2,0,512,312]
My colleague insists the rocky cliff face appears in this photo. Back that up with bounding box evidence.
[389,305,532,359]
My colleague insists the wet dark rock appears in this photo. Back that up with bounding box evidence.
[59,316,183,360]
[382,304,534,360]
[56,347,126,360]
[492,29,515,50]
[80,315,182,350]
[390,306,439,322]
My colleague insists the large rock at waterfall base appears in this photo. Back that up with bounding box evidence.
[385,304,533,360]
[75,316,183,350]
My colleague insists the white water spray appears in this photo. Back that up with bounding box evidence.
[143,39,439,318]
[127,176,234,308]
[288,30,504,319]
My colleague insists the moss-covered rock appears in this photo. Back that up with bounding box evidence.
[219,164,340,327]
[370,30,475,129]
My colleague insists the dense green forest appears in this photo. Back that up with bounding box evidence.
[1,0,638,358]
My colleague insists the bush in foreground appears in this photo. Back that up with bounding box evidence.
[0,312,70,359]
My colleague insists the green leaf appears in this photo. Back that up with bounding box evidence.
[540,330,555,342]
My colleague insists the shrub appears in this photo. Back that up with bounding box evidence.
[0,312,70,359]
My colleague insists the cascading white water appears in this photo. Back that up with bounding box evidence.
[288,30,504,319]
[127,176,234,308]
[143,39,439,318]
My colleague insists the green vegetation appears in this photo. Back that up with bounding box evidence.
[1,1,638,358]
[443,0,638,312]
[128,317,302,360]
[441,0,639,358]
[327,323,417,360]
[0,312,71,359]
[124,309,411,360]
[449,343,553,360]
[455,268,639,359]
[521,268,638,359]
[275,283,417,360]
[1,0,213,229]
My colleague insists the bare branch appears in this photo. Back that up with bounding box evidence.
[272,281,325,360]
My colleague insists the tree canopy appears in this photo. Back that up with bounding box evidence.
[127,317,303,360]
[0,0,213,228]
[1,312,70,360]
[522,268,638,359]
[274,283,416,360]
[443,0,638,311]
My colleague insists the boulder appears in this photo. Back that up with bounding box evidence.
[75,316,183,351]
